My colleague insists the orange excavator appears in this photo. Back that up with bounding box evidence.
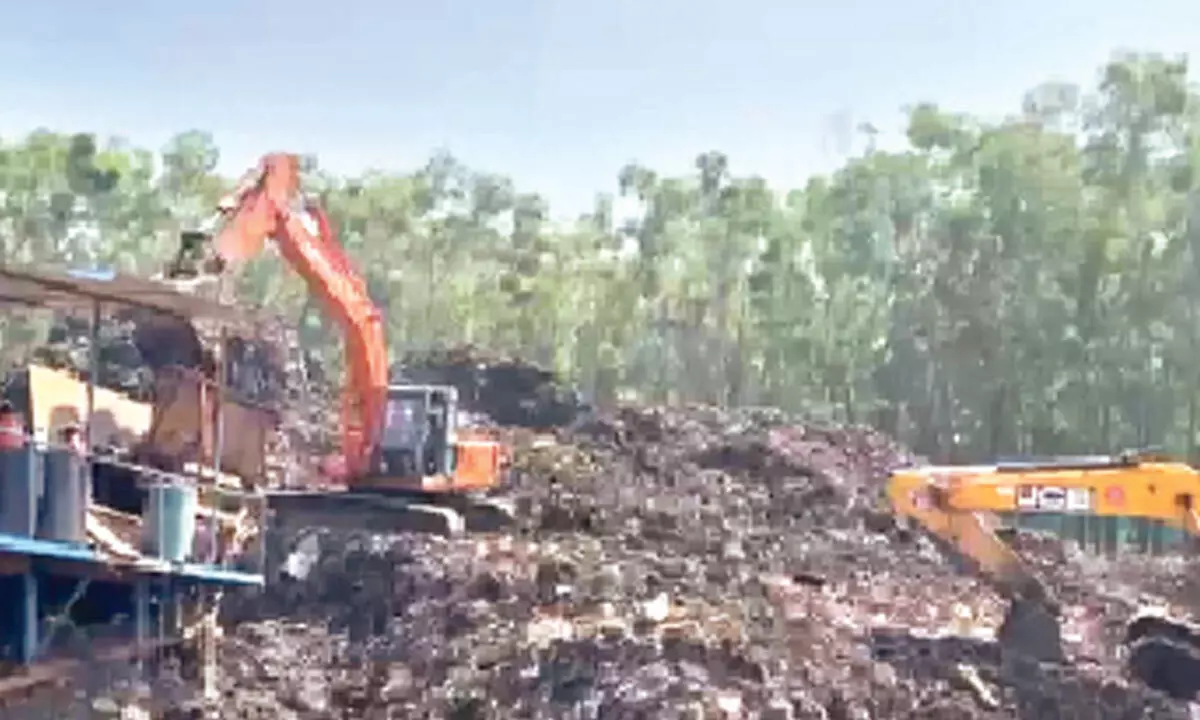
[166,153,510,535]
[888,450,1200,698]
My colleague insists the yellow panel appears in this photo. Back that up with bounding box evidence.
[27,364,152,446]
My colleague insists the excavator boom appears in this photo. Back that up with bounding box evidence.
[888,466,1064,661]
[208,154,387,479]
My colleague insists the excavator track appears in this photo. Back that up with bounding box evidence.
[267,489,515,537]
[263,490,516,588]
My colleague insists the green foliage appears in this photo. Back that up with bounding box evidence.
[4,51,1200,461]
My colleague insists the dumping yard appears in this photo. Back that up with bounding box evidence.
[222,354,1199,720]
[9,319,1200,719]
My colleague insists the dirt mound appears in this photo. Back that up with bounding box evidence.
[541,406,915,539]
[395,346,587,429]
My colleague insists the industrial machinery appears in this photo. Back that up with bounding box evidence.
[164,153,509,535]
[888,450,1200,696]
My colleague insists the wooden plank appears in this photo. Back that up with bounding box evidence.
[183,462,244,490]
[148,368,273,482]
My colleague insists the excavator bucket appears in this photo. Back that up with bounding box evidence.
[996,598,1065,663]
[1127,638,1200,701]
[1125,613,1200,650]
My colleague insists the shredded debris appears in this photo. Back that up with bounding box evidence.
[213,401,1195,719]
[5,343,1200,719]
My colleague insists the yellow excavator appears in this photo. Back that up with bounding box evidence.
[888,450,1200,698]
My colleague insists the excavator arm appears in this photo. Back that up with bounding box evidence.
[888,468,1053,604]
[888,453,1200,665]
[200,154,388,480]
[888,466,1064,660]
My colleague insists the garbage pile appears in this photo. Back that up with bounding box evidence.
[14,309,288,409]
[8,317,1195,717]
[24,311,158,400]
[212,405,1196,719]
[396,346,588,429]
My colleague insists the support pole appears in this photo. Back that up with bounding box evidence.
[201,586,217,705]
[202,305,227,708]
[134,578,149,674]
[162,577,180,638]
[86,300,101,449]
[212,322,226,565]
[19,571,37,664]
[24,440,37,537]
[81,299,101,516]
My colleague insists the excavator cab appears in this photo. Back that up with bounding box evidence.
[270,384,508,538]
[377,385,456,479]
[361,384,504,494]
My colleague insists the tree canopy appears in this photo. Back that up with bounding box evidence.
[3,51,1199,462]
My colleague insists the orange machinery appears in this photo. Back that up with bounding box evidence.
[888,450,1200,682]
[168,154,507,534]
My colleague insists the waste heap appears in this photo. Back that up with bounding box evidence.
[213,402,1195,719]
[396,346,588,429]
[16,309,288,409]
[7,331,1193,718]
[22,311,158,400]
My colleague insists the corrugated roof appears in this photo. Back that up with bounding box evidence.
[0,264,246,323]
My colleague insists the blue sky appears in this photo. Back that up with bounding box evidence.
[2,0,1198,217]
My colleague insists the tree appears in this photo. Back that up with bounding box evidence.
[4,49,1200,461]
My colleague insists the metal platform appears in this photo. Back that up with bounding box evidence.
[0,531,261,676]
[0,531,263,587]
